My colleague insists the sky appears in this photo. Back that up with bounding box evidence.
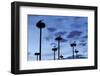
[27,15,88,61]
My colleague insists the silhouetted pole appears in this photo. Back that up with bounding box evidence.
[52,46,57,60]
[34,52,40,60]
[55,36,62,60]
[60,55,63,59]
[70,41,76,59]
[75,49,79,58]
[36,20,45,60]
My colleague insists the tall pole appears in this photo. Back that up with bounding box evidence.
[60,55,63,59]
[54,51,56,60]
[76,52,77,58]
[52,46,57,60]
[34,53,40,61]
[55,36,62,60]
[70,41,76,59]
[58,40,60,60]
[72,47,74,59]
[37,55,38,61]
[75,49,79,58]
[39,28,42,60]
[36,20,45,61]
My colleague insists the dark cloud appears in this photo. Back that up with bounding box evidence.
[67,30,82,38]
[79,42,87,46]
[81,35,88,39]
[71,22,87,29]
[56,17,71,21]
[80,39,85,42]
[45,36,53,41]
[73,17,83,20]
[47,27,57,32]
[28,52,31,55]
[71,17,87,29]
[56,18,64,21]
[45,37,50,41]
[66,54,87,59]
[73,17,87,22]
[84,22,88,25]
[55,31,67,36]
[60,38,68,43]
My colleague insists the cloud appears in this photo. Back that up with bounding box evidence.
[66,54,87,59]
[73,17,83,20]
[81,35,88,39]
[73,17,87,22]
[80,39,85,42]
[67,30,82,38]
[60,38,68,43]
[27,52,31,55]
[47,27,57,32]
[55,16,71,21]
[79,42,87,46]
[50,43,57,46]
[83,50,87,53]
[70,23,81,28]
[45,36,53,41]
[56,18,64,21]
[27,52,34,56]
[70,22,87,29]
[84,22,88,25]
[55,31,67,36]
[70,17,88,29]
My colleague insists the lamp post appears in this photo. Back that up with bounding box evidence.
[75,49,79,58]
[36,20,45,60]
[52,46,57,60]
[34,52,40,60]
[60,55,63,59]
[70,41,76,59]
[55,36,62,60]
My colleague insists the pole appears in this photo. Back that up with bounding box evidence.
[54,51,56,60]
[58,41,60,60]
[39,28,42,60]
[37,55,38,61]
[73,47,74,59]
[76,53,77,58]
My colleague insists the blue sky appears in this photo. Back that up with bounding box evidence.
[27,15,88,61]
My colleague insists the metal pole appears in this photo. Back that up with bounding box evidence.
[54,51,56,60]
[76,53,77,58]
[76,52,78,58]
[73,47,74,59]
[39,28,42,60]
[58,41,60,60]
[37,55,38,61]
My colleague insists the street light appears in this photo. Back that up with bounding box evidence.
[55,36,62,60]
[60,55,63,59]
[70,41,76,59]
[75,49,79,58]
[34,52,40,61]
[52,46,57,60]
[36,20,45,60]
